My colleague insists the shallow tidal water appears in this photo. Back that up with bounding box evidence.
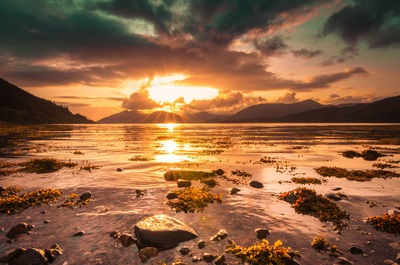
[1,123,400,265]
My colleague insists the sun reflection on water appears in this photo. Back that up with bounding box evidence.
[159,123,178,132]
[155,139,188,163]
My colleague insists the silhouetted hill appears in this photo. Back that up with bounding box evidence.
[97,110,187,123]
[225,100,325,121]
[230,96,400,123]
[183,111,229,123]
[97,110,147,123]
[0,78,93,124]
[144,111,187,123]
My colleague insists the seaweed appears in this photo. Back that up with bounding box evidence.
[59,193,90,209]
[166,187,222,213]
[0,158,77,175]
[366,213,400,235]
[225,239,301,265]
[311,236,339,257]
[315,166,400,181]
[0,187,61,214]
[280,188,350,230]
[291,177,325,185]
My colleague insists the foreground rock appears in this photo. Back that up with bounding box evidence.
[0,245,62,265]
[249,181,264,188]
[134,215,198,250]
[6,223,34,239]
[138,247,158,262]
[177,180,191,188]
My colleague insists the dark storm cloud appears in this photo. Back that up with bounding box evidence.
[291,67,370,91]
[322,0,400,48]
[0,1,151,59]
[292,48,323,59]
[0,0,371,94]
[255,36,288,56]
[96,0,174,35]
[188,0,330,45]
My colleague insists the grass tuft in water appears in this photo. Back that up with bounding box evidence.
[226,239,301,265]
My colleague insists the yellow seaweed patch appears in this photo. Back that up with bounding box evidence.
[367,213,400,235]
[315,166,400,181]
[280,188,350,230]
[59,193,90,209]
[226,239,301,265]
[166,187,222,213]
[0,158,77,176]
[0,187,61,214]
[311,236,339,257]
[291,177,325,185]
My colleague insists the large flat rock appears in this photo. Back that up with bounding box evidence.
[134,215,198,250]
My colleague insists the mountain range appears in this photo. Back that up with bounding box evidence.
[98,95,400,123]
[1,77,399,124]
[0,78,93,124]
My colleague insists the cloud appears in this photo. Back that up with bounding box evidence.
[255,36,287,56]
[121,88,161,111]
[292,48,323,59]
[183,92,266,113]
[275,92,299,103]
[323,94,379,105]
[55,96,124,101]
[291,67,370,91]
[322,0,400,49]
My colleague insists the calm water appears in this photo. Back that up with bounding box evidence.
[1,124,400,264]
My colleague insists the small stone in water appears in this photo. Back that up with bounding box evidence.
[79,191,91,201]
[177,179,191,188]
[179,246,191,255]
[138,247,158,262]
[249,180,264,188]
[349,246,363,254]
[202,253,216,263]
[110,231,120,238]
[166,192,178,200]
[197,240,206,249]
[73,231,84,237]
[116,168,123,172]
[215,255,227,265]
[43,220,50,224]
[210,229,228,241]
[229,187,240,195]
[118,233,136,247]
[255,228,270,239]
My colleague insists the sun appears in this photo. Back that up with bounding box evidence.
[146,74,218,104]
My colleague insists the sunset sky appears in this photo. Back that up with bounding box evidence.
[1,0,399,120]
